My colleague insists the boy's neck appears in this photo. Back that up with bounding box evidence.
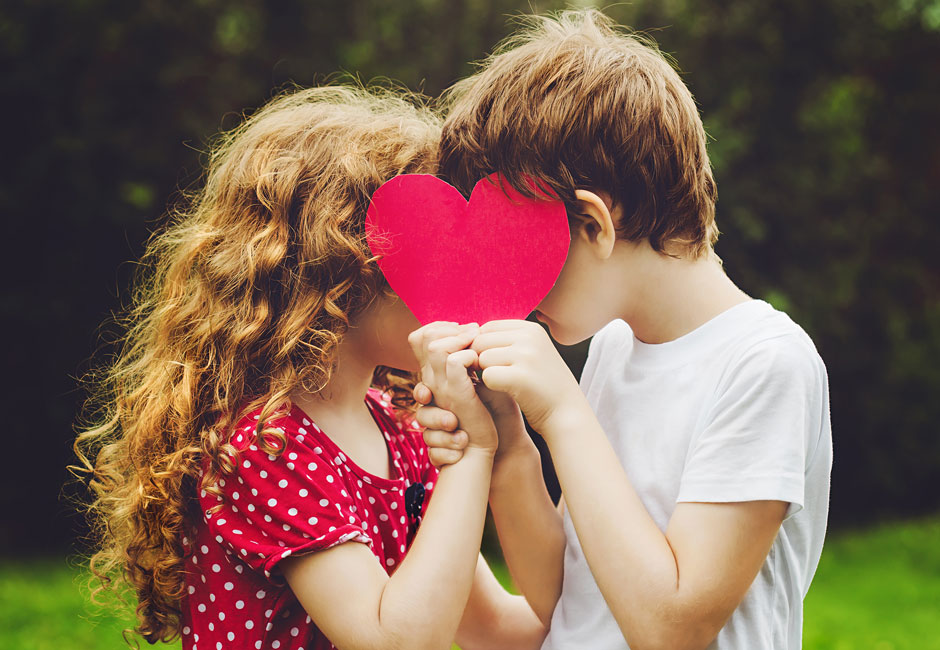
[622,248,750,345]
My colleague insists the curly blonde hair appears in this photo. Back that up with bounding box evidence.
[73,85,440,643]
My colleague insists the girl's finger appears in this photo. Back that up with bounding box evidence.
[428,447,464,467]
[427,327,479,355]
[445,348,479,383]
[427,331,477,377]
[423,428,468,451]
[416,405,459,431]
[408,322,462,356]
[411,322,459,341]
[413,382,433,405]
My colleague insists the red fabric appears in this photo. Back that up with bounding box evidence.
[181,388,437,650]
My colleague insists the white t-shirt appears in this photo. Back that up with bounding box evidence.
[542,300,832,650]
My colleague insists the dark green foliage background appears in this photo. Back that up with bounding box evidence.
[1,0,937,554]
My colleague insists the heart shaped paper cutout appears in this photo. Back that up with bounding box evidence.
[366,174,570,325]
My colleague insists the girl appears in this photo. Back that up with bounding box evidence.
[74,86,542,650]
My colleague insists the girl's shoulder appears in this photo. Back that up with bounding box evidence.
[224,390,421,454]
[226,403,308,450]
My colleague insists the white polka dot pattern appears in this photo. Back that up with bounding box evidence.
[180,388,438,650]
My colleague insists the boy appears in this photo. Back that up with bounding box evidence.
[414,9,832,650]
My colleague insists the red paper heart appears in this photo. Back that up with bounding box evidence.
[366,174,570,325]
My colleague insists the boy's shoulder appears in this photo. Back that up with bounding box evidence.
[585,300,826,384]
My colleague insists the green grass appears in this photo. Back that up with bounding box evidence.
[0,558,180,650]
[803,517,940,650]
[2,517,937,649]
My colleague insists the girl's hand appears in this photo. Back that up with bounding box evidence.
[415,382,538,469]
[415,401,468,467]
[471,320,586,436]
[408,322,498,457]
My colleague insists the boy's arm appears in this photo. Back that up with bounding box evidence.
[453,554,548,650]
[472,320,789,650]
[417,391,566,627]
[548,417,786,649]
[489,441,566,628]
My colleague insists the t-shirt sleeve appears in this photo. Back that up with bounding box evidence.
[677,335,826,519]
[201,421,372,581]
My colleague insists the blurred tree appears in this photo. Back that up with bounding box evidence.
[0,0,937,554]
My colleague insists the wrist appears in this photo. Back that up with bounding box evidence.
[438,445,495,484]
[490,443,541,496]
[540,395,594,445]
[486,394,521,420]
[460,444,498,464]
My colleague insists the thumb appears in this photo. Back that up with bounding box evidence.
[479,366,518,397]
[413,382,433,405]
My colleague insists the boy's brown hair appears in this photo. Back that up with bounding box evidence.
[439,9,718,257]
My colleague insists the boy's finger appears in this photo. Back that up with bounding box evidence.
[477,347,515,369]
[416,405,459,431]
[480,365,521,394]
[479,319,531,333]
[470,331,519,354]
[476,382,513,403]
[423,428,468,451]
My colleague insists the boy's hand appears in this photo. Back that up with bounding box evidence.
[408,322,498,457]
[471,320,584,435]
[414,382,536,469]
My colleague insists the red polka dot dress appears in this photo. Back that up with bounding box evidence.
[181,388,438,650]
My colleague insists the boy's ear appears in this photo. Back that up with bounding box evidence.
[572,190,617,260]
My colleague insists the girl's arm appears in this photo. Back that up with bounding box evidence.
[283,323,497,650]
[418,395,565,628]
[282,445,494,650]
